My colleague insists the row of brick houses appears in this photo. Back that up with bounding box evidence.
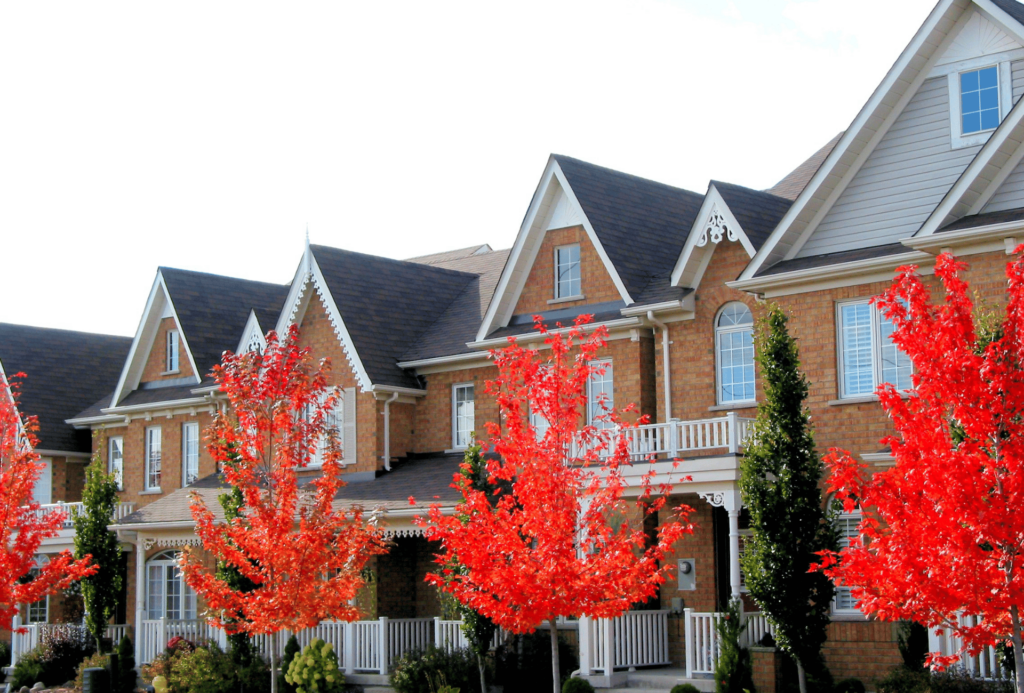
[7,0,1024,685]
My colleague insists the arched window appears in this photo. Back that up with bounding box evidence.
[716,303,755,405]
[146,550,196,620]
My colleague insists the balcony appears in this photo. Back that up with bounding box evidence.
[573,412,755,461]
[27,501,137,529]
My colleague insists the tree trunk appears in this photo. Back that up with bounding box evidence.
[1010,605,1024,693]
[550,619,560,693]
[477,651,487,693]
[796,657,807,693]
[270,638,277,693]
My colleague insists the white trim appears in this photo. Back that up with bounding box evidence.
[554,242,582,300]
[739,0,968,279]
[946,60,1012,149]
[905,221,1024,252]
[396,352,492,370]
[475,157,633,342]
[181,421,199,487]
[835,299,912,400]
[451,382,475,450]
[110,272,201,407]
[469,316,643,350]
[714,303,756,407]
[235,310,267,355]
[670,185,756,288]
[586,358,614,428]
[109,435,124,491]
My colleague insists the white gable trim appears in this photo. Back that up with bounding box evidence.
[110,272,201,407]
[235,310,267,355]
[670,185,756,289]
[932,7,1023,68]
[277,244,374,392]
[739,0,967,280]
[475,157,633,342]
[917,91,1024,235]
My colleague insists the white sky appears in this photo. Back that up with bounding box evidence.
[0,0,937,337]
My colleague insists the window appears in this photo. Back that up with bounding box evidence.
[833,512,862,613]
[25,557,48,623]
[166,330,179,372]
[146,551,196,620]
[452,383,475,449]
[716,303,755,405]
[587,360,614,429]
[32,457,51,505]
[145,426,162,490]
[182,423,199,487]
[302,389,343,467]
[838,301,912,398]
[108,436,124,491]
[555,244,581,299]
[960,66,999,135]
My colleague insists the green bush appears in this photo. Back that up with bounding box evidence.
[835,678,866,693]
[562,677,596,693]
[671,686,701,693]
[932,668,1014,693]
[75,652,111,690]
[281,635,302,693]
[0,639,10,668]
[284,638,344,693]
[169,642,237,693]
[714,599,755,693]
[9,650,46,689]
[118,634,137,693]
[11,626,96,688]
[391,646,480,693]
[493,631,577,692]
[876,666,931,693]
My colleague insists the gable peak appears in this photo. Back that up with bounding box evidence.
[937,7,1022,66]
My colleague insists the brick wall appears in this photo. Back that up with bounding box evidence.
[824,621,901,683]
[513,225,622,315]
[141,317,195,383]
[414,365,499,454]
[45,456,86,503]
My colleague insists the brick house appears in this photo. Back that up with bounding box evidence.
[6,0,1024,686]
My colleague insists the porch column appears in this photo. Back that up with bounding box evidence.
[728,507,742,599]
[135,537,147,664]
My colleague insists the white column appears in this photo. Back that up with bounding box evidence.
[378,617,389,676]
[135,539,147,665]
[343,621,355,675]
[684,608,693,678]
[601,617,614,676]
[728,508,742,599]
[11,613,21,665]
[578,616,591,676]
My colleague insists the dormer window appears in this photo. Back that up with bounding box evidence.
[166,329,179,372]
[555,244,581,299]
[960,66,999,135]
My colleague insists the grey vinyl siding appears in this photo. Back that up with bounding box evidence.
[798,77,980,257]
[981,61,1024,213]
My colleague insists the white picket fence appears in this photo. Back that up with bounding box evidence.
[929,614,1012,680]
[10,619,132,666]
[571,413,754,462]
[578,610,671,675]
[683,609,774,677]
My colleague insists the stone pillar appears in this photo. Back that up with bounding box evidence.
[751,646,781,693]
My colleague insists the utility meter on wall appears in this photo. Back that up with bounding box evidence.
[677,558,696,591]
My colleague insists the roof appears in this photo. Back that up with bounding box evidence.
[310,245,479,388]
[552,155,706,300]
[160,268,291,385]
[938,206,1024,232]
[765,132,844,201]
[758,242,912,276]
[713,181,793,250]
[405,244,493,265]
[992,0,1024,25]
[0,324,132,453]
[116,454,465,526]
[400,248,512,361]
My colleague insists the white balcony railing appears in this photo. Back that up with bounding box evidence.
[683,608,774,677]
[25,501,137,528]
[572,412,755,462]
[579,610,671,674]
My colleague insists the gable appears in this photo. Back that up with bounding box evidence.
[936,8,1022,65]
[141,316,195,383]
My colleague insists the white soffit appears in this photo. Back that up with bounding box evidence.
[670,185,756,289]
[475,157,632,342]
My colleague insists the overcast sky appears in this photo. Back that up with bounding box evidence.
[0,0,938,337]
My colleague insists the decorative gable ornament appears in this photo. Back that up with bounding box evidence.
[936,10,1021,66]
[696,205,739,247]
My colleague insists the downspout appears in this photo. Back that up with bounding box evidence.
[382,392,399,472]
[647,311,671,421]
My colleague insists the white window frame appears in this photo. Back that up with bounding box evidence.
[312,388,343,468]
[587,359,614,429]
[943,56,1013,150]
[166,329,180,373]
[108,436,124,491]
[145,426,162,491]
[715,302,756,406]
[554,243,582,300]
[452,383,475,450]
[836,299,912,399]
[146,550,197,620]
[24,557,49,624]
[182,422,199,487]
[832,511,863,615]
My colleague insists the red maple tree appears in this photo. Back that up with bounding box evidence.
[421,317,692,693]
[0,373,96,632]
[818,250,1024,686]
[181,326,387,693]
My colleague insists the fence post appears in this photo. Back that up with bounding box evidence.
[578,616,591,676]
[343,621,355,675]
[602,618,614,676]
[684,608,693,678]
[433,617,442,650]
[159,616,168,653]
[726,411,739,453]
[378,617,389,676]
[10,614,21,666]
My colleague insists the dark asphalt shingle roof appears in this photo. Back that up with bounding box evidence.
[714,182,793,251]
[758,242,913,276]
[160,268,291,384]
[765,132,844,201]
[992,0,1024,26]
[938,207,1024,233]
[117,455,464,525]
[400,249,511,361]
[311,245,480,388]
[553,155,705,301]
[0,324,132,453]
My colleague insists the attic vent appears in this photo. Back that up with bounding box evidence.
[697,205,738,246]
